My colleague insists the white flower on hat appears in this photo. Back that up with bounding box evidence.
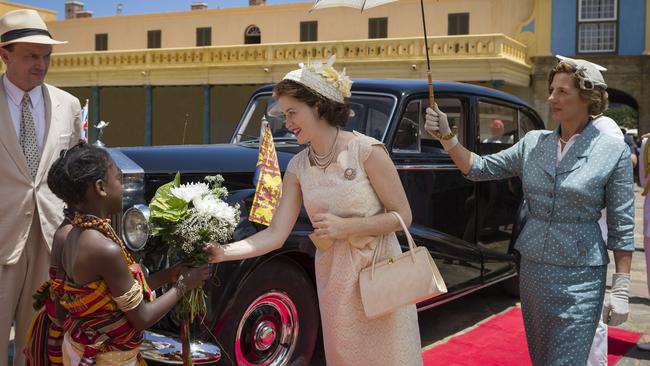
[300,55,352,98]
[555,55,607,90]
[283,55,353,103]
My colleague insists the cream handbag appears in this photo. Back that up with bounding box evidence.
[359,211,448,319]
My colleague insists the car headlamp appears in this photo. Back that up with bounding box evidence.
[122,204,151,251]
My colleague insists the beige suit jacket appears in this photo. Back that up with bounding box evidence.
[0,78,83,265]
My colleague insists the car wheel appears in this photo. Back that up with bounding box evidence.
[218,257,319,366]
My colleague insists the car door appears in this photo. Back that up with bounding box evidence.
[390,94,483,300]
[473,99,537,282]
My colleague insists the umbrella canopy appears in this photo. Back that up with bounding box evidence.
[311,0,398,11]
[309,0,456,138]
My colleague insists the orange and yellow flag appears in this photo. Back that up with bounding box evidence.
[249,121,282,226]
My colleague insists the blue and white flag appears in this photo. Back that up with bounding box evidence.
[81,99,89,141]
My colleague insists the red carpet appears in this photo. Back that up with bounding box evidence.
[608,327,643,364]
[422,307,642,366]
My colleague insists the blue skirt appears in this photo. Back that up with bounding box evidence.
[519,257,606,366]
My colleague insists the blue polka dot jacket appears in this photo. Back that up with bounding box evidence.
[466,121,635,266]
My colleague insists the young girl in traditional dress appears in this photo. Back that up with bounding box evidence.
[26,142,209,365]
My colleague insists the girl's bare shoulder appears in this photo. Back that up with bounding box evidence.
[78,229,125,262]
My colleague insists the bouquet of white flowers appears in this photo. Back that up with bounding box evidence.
[149,172,240,365]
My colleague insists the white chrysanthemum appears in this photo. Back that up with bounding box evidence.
[193,195,238,220]
[171,182,210,202]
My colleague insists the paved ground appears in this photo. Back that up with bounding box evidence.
[9,187,650,365]
[611,185,650,365]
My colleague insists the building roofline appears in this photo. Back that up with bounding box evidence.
[48,0,424,24]
[0,0,57,17]
[50,2,313,23]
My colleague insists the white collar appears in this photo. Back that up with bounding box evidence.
[2,75,43,108]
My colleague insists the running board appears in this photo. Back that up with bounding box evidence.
[140,330,221,364]
[417,273,518,312]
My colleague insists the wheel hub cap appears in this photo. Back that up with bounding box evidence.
[235,291,299,366]
[254,321,277,351]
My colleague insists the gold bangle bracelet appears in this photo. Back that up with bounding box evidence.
[114,280,143,312]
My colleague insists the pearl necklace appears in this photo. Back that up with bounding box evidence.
[560,117,595,145]
[309,128,339,170]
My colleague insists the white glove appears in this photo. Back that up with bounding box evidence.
[424,104,458,151]
[602,273,630,326]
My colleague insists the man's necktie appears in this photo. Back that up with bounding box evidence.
[20,93,39,179]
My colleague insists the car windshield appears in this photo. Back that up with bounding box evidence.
[231,92,396,144]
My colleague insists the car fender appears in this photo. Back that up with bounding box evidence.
[209,188,317,330]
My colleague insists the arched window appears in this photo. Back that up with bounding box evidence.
[244,25,261,44]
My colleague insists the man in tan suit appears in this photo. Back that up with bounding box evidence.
[0,9,82,365]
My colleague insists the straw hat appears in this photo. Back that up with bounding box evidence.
[283,55,352,103]
[0,9,66,47]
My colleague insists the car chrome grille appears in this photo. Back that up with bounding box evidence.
[106,149,146,244]
[110,213,123,240]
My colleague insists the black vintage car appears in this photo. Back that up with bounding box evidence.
[107,80,545,365]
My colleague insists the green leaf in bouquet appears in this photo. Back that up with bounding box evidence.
[150,172,189,231]
[150,225,177,244]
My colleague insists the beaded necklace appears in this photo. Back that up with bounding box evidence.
[72,213,135,266]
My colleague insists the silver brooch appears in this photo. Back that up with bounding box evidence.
[344,168,356,180]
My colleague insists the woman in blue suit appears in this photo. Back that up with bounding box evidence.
[425,56,634,365]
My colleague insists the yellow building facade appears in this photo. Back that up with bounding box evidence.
[5,0,648,146]
[39,0,544,146]
[47,0,532,52]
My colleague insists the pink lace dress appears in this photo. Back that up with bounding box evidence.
[287,131,423,365]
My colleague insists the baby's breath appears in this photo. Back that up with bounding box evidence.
[161,175,241,265]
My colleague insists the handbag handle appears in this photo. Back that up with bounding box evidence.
[369,211,419,279]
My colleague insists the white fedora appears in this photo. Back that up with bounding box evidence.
[0,9,66,47]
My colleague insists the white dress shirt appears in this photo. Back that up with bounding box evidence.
[557,133,580,163]
[3,75,46,153]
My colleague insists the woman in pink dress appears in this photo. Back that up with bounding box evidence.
[206,58,423,365]
[638,134,650,351]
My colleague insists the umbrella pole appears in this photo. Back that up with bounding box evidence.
[419,0,456,137]
[419,0,434,108]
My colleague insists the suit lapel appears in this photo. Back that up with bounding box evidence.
[35,84,59,185]
[556,122,599,175]
[0,77,31,180]
[536,131,558,178]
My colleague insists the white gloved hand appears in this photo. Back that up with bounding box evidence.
[424,104,458,151]
[602,273,630,326]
